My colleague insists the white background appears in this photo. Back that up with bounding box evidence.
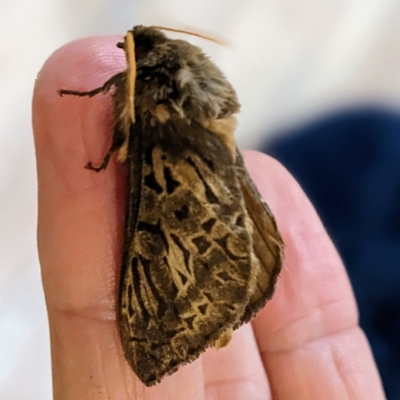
[1,0,400,398]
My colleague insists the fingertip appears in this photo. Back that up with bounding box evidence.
[33,36,128,315]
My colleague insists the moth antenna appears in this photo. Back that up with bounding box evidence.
[124,31,136,125]
[152,26,229,46]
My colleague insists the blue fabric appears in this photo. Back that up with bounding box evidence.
[261,108,400,399]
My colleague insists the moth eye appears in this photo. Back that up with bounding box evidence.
[135,45,152,60]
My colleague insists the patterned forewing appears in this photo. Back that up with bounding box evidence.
[118,120,256,385]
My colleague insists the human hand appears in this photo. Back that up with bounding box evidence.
[32,36,385,400]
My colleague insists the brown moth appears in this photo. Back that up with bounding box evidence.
[59,25,284,386]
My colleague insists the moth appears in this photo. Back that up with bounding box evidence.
[59,25,284,386]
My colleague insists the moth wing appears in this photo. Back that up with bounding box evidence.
[118,120,259,385]
[235,153,284,324]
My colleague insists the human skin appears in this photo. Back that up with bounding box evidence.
[32,36,386,400]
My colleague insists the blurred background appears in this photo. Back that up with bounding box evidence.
[1,0,400,398]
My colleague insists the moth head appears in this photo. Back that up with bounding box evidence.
[122,25,240,124]
[132,25,169,60]
[117,26,168,60]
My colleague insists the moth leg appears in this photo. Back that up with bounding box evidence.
[58,72,127,172]
[58,72,125,98]
[85,130,125,172]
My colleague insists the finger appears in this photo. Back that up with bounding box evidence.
[33,37,205,400]
[244,152,385,399]
[202,324,271,400]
